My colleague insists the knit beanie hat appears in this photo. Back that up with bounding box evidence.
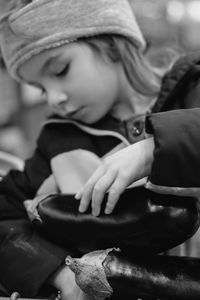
[0,0,146,80]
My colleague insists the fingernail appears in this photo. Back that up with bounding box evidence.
[75,192,81,199]
[79,205,85,213]
[105,207,112,214]
[92,210,99,217]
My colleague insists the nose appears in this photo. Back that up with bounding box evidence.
[47,89,68,111]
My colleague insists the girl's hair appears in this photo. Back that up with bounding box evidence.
[80,34,177,98]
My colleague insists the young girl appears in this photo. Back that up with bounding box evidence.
[0,1,199,300]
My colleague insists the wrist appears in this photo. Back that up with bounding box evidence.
[48,264,76,291]
[136,137,154,179]
[144,136,155,176]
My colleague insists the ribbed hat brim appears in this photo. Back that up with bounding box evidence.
[0,0,146,80]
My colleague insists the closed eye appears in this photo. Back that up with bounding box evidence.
[40,87,46,97]
[55,63,70,77]
[26,81,46,97]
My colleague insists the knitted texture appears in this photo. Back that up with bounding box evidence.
[0,0,146,80]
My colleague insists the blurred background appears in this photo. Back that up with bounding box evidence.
[1,0,200,159]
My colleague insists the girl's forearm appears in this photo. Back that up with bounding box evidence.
[142,136,155,178]
[133,136,155,181]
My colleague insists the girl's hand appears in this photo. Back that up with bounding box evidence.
[49,265,89,300]
[75,137,155,217]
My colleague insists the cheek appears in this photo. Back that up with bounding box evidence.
[89,70,118,96]
[70,63,119,104]
[70,72,100,98]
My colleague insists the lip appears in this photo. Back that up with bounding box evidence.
[65,107,85,118]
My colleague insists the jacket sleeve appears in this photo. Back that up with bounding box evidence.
[0,130,73,297]
[145,108,200,197]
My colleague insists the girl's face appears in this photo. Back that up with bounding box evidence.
[19,42,124,124]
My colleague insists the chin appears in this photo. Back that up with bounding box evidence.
[78,114,101,124]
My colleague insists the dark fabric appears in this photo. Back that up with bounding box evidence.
[146,53,200,188]
[153,52,200,112]
[0,219,68,297]
[146,108,200,187]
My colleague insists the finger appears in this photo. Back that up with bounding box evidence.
[78,167,105,213]
[104,177,128,214]
[91,170,116,216]
[75,189,83,200]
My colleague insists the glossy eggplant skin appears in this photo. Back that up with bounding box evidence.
[65,248,200,300]
[104,250,200,300]
[37,187,200,254]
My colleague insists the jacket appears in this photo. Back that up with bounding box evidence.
[146,53,200,196]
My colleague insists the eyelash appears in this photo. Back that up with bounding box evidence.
[40,87,46,97]
[56,63,70,77]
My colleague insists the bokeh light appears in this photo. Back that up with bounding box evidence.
[166,0,185,23]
